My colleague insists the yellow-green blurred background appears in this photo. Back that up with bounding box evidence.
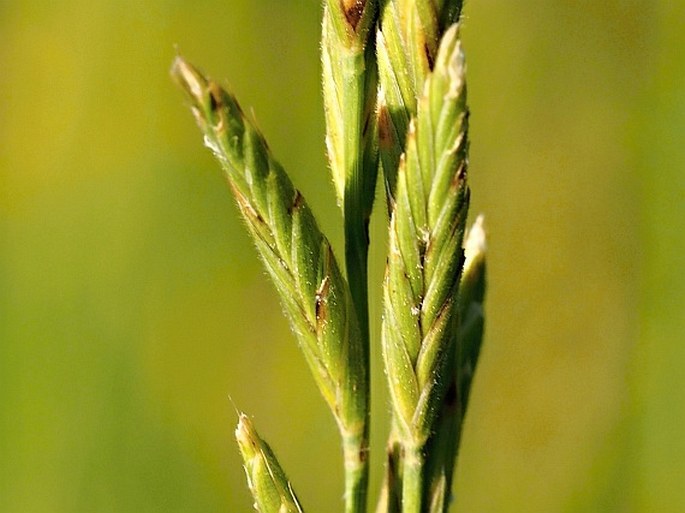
[1,1,683,511]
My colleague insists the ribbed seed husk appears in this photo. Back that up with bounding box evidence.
[236,414,304,513]
[423,215,487,513]
[172,57,367,449]
[322,0,378,219]
[381,24,469,448]
[377,0,463,202]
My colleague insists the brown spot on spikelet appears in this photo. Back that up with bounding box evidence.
[289,190,304,215]
[377,106,394,150]
[444,380,458,409]
[424,41,435,70]
[207,82,223,113]
[342,0,365,31]
[315,276,331,330]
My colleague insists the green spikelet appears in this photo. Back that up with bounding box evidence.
[236,414,304,513]
[423,215,487,512]
[380,24,469,513]
[322,0,378,356]
[377,0,463,204]
[172,57,369,513]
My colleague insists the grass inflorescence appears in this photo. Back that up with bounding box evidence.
[173,2,486,512]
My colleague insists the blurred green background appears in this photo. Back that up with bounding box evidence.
[1,1,683,511]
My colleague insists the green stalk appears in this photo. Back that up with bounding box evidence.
[401,444,424,513]
[380,24,470,513]
[322,3,378,511]
[342,425,370,513]
[172,58,369,513]
[376,427,402,513]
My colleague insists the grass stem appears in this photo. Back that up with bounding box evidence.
[343,428,370,513]
[401,444,424,513]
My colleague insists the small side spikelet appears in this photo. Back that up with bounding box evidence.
[423,215,487,512]
[457,214,487,410]
[236,414,304,513]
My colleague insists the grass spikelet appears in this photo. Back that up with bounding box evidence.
[236,414,305,513]
[380,24,469,513]
[172,56,369,513]
[377,0,463,203]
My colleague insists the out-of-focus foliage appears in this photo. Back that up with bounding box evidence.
[0,1,681,512]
